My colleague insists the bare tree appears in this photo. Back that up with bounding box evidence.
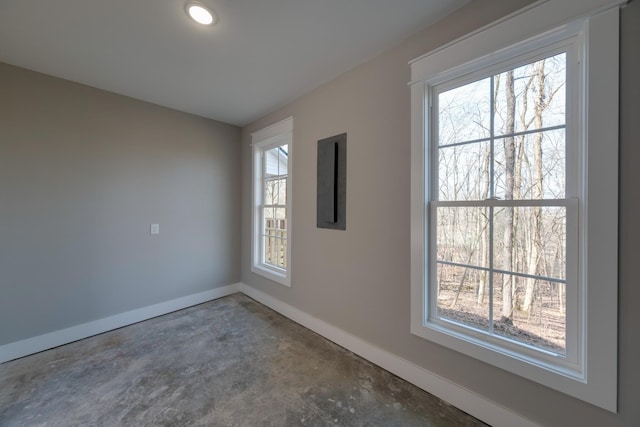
[501,70,516,322]
[521,59,564,313]
[522,61,546,313]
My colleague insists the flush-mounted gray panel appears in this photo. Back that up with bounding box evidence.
[317,133,346,230]
[317,141,336,223]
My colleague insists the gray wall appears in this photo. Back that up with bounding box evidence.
[0,62,241,346]
[240,1,640,426]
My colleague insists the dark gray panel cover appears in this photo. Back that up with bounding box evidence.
[317,133,346,230]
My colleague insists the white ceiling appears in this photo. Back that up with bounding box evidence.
[0,0,468,126]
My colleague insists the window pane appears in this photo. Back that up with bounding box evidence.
[278,177,287,204]
[274,207,286,225]
[266,177,287,205]
[438,142,490,201]
[265,178,278,205]
[494,130,566,200]
[262,236,286,269]
[438,78,491,145]
[263,235,275,265]
[436,206,489,268]
[493,206,566,280]
[276,237,287,269]
[493,273,566,354]
[436,263,489,332]
[263,207,275,231]
[274,236,281,268]
[494,53,566,136]
[265,146,288,177]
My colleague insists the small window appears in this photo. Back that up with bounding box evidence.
[251,117,293,286]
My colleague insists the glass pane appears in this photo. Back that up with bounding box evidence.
[264,178,279,205]
[493,273,566,354]
[493,206,566,280]
[436,206,489,268]
[264,145,288,177]
[263,207,275,231]
[276,237,287,269]
[438,78,491,145]
[274,207,286,226]
[278,177,287,205]
[265,177,287,205]
[494,52,566,136]
[263,235,275,265]
[438,141,490,201]
[436,263,489,332]
[274,237,281,268]
[494,129,566,200]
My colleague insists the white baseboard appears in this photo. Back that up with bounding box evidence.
[0,281,537,426]
[238,282,540,427]
[0,283,241,364]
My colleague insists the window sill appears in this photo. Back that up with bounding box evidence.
[251,264,291,287]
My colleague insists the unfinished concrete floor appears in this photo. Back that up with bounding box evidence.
[0,293,487,426]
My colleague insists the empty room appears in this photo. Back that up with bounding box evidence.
[1,0,638,426]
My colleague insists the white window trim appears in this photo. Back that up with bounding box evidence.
[409,0,621,412]
[251,117,293,287]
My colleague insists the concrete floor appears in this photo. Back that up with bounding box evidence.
[0,293,487,426]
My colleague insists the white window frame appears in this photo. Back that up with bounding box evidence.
[429,42,580,367]
[409,0,621,412]
[251,117,293,287]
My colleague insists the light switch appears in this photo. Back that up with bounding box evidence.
[150,223,160,235]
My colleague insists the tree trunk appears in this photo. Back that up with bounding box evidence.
[477,144,491,305]
[523,61,546,313]
[501,70,516,322]
[513,75,533,280]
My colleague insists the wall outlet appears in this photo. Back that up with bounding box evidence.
[150,223,160,235]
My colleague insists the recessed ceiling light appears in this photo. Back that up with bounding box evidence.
[185,1,217,26]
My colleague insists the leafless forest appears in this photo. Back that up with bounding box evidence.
[435,52,567,353]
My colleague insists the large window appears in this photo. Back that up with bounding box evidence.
[410,1,620,411]
[252,117,293,286]
[431,48,575,358]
